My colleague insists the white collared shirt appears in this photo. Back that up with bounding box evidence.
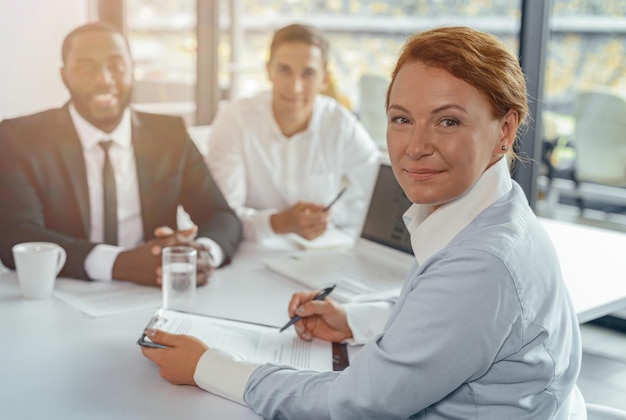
[70,105,142,281]
[70,106,224,281]
[344,157,513,343]
[404,156,513,265]
[207,91,380,241]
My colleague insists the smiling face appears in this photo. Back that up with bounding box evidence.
[386,61,517,208]
[61,30,133,133]
[266,41,329,136]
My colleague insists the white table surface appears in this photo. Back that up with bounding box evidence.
[0,239,303,420]
[2,219,626,418]
[539,217,626,323]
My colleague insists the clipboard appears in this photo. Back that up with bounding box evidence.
[138,308,349,371]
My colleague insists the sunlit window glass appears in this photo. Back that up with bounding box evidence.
[125,0,197,126]
[538,0,626,230]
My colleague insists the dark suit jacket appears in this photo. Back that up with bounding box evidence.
[0,105,242,279]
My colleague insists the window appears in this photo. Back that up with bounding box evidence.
[125,0,197,126]
[219,0,521,149]
[118,0,626,234]
[220,0,522,107]
[538,0,626,229]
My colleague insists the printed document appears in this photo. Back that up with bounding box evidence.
[141,308,334,371]
[53,277,161,317]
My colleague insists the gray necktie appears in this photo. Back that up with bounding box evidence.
[99,140,118,246]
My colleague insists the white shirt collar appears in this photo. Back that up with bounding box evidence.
[403,157,513,264]
[266,91,320,141]
[69,104,132,150]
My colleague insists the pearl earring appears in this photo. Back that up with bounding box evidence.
[502,145,507,151]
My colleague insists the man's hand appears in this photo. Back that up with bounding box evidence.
[270,202,329,240]
[287,290,353,342]
[153,226,214,286]
[140,329,208,386]
[112,226,214,286]
[112,234,182,286]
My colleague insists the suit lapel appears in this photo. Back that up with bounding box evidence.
[54,106,91,237]
[132,111,183,240]
[132,111,159,240]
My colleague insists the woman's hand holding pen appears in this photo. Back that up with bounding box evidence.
[270,202,330,240]
[287,290,353,342]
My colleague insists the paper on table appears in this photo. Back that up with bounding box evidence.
[144,308,333,371]
[53,277,161,317]
[288,227,355,250]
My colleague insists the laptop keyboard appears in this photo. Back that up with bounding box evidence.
[266,246,414,302]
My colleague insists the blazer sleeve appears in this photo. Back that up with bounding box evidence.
[111,112,243,267]
[0,116,96,279]
[172,120,243,264]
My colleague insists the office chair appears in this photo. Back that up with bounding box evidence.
[575,87,626,186]
[357,74,389,150]
[570,87,626,213]
[567,385,626,420]
[586,403,626,420]
[542,111,576,176]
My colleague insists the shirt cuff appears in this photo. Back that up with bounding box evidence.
[195,237,224,267]
[241,209,279,242]
[194,347,262,406]
[343,301,393,345]
[84,244,124,281]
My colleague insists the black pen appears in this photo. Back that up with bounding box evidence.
[323,187,348,211]
[279,284,336,333]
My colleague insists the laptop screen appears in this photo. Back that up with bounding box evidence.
[360,163,413,254]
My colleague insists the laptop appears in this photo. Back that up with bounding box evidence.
[265,162,415,302]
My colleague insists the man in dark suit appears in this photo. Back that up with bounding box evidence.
[0,22,242,286]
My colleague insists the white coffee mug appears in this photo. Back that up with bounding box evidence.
[12,242,67,299]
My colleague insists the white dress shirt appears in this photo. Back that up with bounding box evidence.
[69,105,223,281]
[70,105,141,281]
[206,91,380,241]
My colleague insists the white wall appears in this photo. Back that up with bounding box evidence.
[0,0,95,119]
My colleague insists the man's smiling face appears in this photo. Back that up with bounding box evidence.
[61,30,133,133]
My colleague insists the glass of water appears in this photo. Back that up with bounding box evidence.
[162,246,197,311]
